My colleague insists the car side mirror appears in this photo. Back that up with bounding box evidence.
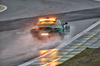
[65,22,68,24]
[62,22,68,26]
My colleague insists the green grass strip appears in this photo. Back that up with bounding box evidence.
[58,48,100,66]
[0,5,5,11]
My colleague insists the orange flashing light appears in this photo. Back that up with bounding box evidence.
[39,18,56,22]
[40,21,55,24]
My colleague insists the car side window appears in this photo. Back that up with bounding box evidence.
[55,20,61,26]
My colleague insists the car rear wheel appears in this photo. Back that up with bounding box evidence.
[59,32,64,40]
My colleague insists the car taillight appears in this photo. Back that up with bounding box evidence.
[36,27,40,30]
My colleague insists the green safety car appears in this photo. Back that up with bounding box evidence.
[31,18,70,39]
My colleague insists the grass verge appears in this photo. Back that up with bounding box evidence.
[58,48,100,66]
[0,5,5,11]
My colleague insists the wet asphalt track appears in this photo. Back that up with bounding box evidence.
[1,0,100,21]
[0,0,100,66]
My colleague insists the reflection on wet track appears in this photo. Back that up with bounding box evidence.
[36,49,59,66]
[40,49,58,66]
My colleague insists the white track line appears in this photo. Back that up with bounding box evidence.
[94,0,100,2]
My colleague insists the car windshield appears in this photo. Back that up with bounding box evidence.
[39,27,53,30]
[38,23,56,27]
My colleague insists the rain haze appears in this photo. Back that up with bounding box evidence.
[0,0,100,66]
